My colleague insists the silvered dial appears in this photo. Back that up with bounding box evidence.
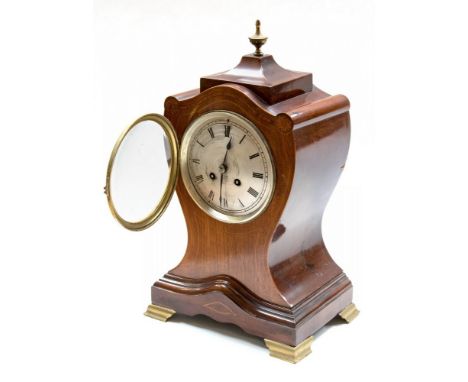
[180,111,275,223]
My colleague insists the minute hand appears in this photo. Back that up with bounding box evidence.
[219,173,224,206]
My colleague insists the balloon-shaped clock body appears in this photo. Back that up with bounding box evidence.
[105,21,358,363]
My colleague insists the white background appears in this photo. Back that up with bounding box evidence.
[1,0,467,380]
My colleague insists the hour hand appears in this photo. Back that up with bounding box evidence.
[222,137,232,167]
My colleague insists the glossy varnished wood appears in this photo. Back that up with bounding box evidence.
[201,54,312,104]
[151,57,353,346]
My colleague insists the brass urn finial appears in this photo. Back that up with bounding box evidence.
[249,20,267,57]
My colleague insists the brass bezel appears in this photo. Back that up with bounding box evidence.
[180,110,276,224]
[105,114,179,231]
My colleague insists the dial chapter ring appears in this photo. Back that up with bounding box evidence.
[179,110,275,224]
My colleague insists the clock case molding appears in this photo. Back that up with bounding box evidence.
[151,53,353,347]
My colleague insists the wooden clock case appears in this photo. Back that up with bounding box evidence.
[148,51,357,355]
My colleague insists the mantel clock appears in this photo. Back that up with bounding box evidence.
[105,21,359,363]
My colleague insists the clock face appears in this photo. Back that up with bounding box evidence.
[180,111,275,223]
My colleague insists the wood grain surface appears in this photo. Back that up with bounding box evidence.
[151,54,354,346]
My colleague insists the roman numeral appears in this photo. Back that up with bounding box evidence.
[195,175,204,183]
[238,198,245,207]
[224,125,231,137]
[249,153,260,160]
[191,159,200,164]
[220,197,228,208]
[196,140,205,147]
[239,134,246,144]
[247,187,259,198]
[208,127,214,139]
[208,190,214,201]
[252,172,264,179]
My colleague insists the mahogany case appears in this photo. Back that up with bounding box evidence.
[151,53,353,346]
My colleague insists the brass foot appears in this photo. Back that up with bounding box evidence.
[264,336,313,364]
[144,304,176,322]
[339,302,360,323]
